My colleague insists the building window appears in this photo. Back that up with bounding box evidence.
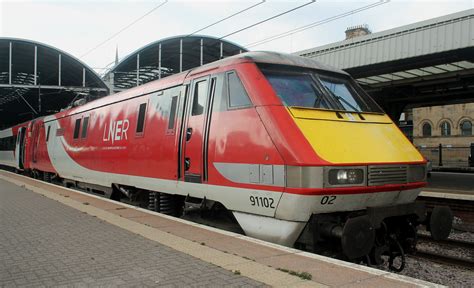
[422,123,431,137]
[461,120,472,136]
[440,121,451,136]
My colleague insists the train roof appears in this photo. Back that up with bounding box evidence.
[237,51,349,75]
[46,51,348,121]
[189,51,349,76]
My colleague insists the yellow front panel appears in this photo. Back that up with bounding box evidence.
[289,108,424,164]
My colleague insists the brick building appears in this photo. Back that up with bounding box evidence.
[412,103,473,166]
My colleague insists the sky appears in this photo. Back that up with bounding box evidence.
[1,0,472,74]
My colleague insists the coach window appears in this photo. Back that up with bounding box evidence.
[136,103,147,134]
[192,80,208,116]
[168,96,178,131]
[227,71,251,109]
[46,126,51,142]
[81,117,89,139]
[73,118,81,139]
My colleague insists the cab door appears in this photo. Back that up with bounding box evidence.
[182,76,216,183]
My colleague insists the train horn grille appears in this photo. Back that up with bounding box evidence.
[368,165,408,186]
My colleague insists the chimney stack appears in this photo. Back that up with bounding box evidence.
[345,24,371,40]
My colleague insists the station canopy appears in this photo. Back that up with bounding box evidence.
[296,10,474,118]
[0,38,109,128]
[104,35,248,92]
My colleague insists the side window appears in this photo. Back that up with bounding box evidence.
[227,71,252,108]
[46,126,51,142]
[0,136,15,151]
[81,117,89,139]
[73,118,81,139]
[136,103,147,134]
[168,96,178,130]
[192,80,208,116]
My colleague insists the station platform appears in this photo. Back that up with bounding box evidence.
[420,189,474,201]
[0,171,440,287]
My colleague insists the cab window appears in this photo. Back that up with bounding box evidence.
[227,71,251,108]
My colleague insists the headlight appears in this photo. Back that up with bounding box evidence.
[408,165,426,182]
[327,168,365,186]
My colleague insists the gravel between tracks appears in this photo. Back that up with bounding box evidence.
[390,230,474,287]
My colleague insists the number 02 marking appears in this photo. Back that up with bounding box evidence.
[321,195,336,205]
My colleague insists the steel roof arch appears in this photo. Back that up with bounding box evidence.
[0,37,108,88]
[105,35,248,91]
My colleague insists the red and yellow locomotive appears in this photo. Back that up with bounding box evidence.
[0,52,452,269]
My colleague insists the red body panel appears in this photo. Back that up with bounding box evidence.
[29,119,55,173]
[5,55,425,197]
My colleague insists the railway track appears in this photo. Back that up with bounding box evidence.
[418,233,474,250]
[417,194,474,232]
[414,234,474,269]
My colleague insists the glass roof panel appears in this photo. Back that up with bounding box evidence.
[435,64,462,72]
[392,71,418,78]
[366,76,391,82]
[377,73,404,81]
[356,77,379,84]
[404,69,428,76]
[451,61,474,69]
[420,66,445,74]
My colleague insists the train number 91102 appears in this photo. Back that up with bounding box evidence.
[249,195,275,209]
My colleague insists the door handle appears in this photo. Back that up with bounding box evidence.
[186,128,193,141]
[185,158,191,171]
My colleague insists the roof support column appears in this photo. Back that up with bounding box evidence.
[34,46,37,86]
[200,39,203,66]
[179,39,183,72]
[136,53,140,86]
[8,42,12,85]
[58,54,62,86]
[38,86,41,113]
[220,42,223,59]
[158,43,162,79]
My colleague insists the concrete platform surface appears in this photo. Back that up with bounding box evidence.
[0,171,442,287]
[420,190,474,201]
[0,178,266,287]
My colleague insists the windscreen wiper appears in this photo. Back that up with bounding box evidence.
[325,88,360,112]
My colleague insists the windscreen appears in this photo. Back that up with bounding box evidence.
[261,66,382,113]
